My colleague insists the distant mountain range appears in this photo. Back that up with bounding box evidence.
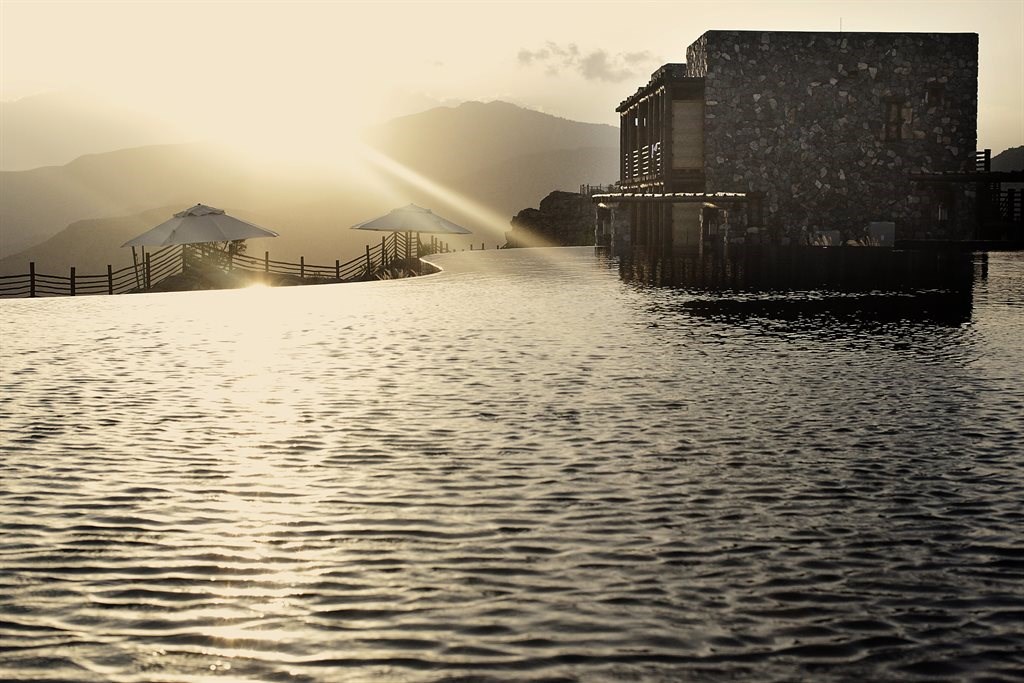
[0,92,179,171]
[0,144,265,259]
[366,100,618,184]
[991,146,1023,172]
[0,100,619,275]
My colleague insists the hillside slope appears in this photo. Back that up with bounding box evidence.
[0,92,178,171]
[0,144,267,258]
[365,100,618,183]
[1,101,621,274]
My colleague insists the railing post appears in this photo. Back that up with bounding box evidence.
[70,267,76,296]
[29,262,36,298]
[145,253,152,290]
[300,256,305,279]
[382,235,387,267]
[335,259,341,282]
[365,244,371,273]
[107,265,113,295]
[264,251,270,273]
[470,244,474,250]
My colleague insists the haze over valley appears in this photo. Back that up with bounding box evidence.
[0,99,618,275]
[2,2,1019,278]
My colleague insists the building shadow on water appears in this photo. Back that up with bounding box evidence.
[617,247,983,329]
[674,290,974,328]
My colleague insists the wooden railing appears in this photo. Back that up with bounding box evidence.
[1002,189,1022,219]
[579,183,619,196]
[975,149,991,172]
[0,245,180,298]
[995,188,1023,226]
[0,234,452,299]
[623,143,663,182]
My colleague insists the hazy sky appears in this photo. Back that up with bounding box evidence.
[2,0,1022,154]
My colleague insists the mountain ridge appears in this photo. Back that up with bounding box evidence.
[0,100,619,274]
[991,146,1023,172]
[365,99,618,182]
[0,91,181,171]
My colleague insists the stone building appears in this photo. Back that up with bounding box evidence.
[598,30,982,253]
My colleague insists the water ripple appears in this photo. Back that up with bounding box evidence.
[1,248,1022,681]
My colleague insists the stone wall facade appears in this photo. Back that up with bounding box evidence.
[685,31,978,242]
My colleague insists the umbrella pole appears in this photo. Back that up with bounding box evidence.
[131,246,141,290]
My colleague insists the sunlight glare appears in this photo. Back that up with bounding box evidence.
[356,143,561,249]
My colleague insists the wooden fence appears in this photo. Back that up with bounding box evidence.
[0,232,451,299]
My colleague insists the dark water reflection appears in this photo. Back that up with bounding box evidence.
[1,248,1022,682]
[673,290,972,326]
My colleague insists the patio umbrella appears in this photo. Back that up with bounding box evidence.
[351,204,472,234]
[122,203,279,247]
[121,204,278,289]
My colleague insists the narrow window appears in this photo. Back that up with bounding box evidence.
[884,100,904,141]
[936,186,953,223]
[747,192,764,227]
[925,84,945,105]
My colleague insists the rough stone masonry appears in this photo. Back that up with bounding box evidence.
[686,31,978,241]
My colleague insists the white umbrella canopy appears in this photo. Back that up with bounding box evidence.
[351,204,472,234]
[122,204,279,247]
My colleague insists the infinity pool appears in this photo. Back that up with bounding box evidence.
[2,247,1022,682]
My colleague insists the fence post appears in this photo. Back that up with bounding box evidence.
[107,265,113,295]
[335,259,341,282]
[29,262,36,298]
[365,245,371,273]
[145,253,152,290]
[470,244,474,250]
[264,251,270,273]
[481,243,485,250]
[381,236,387,267]
[70,267,76,296]
[300,256,305,280]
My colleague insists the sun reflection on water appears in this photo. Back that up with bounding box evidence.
[1,250,1022,682]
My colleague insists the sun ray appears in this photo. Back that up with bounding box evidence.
[354,142,563,250]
